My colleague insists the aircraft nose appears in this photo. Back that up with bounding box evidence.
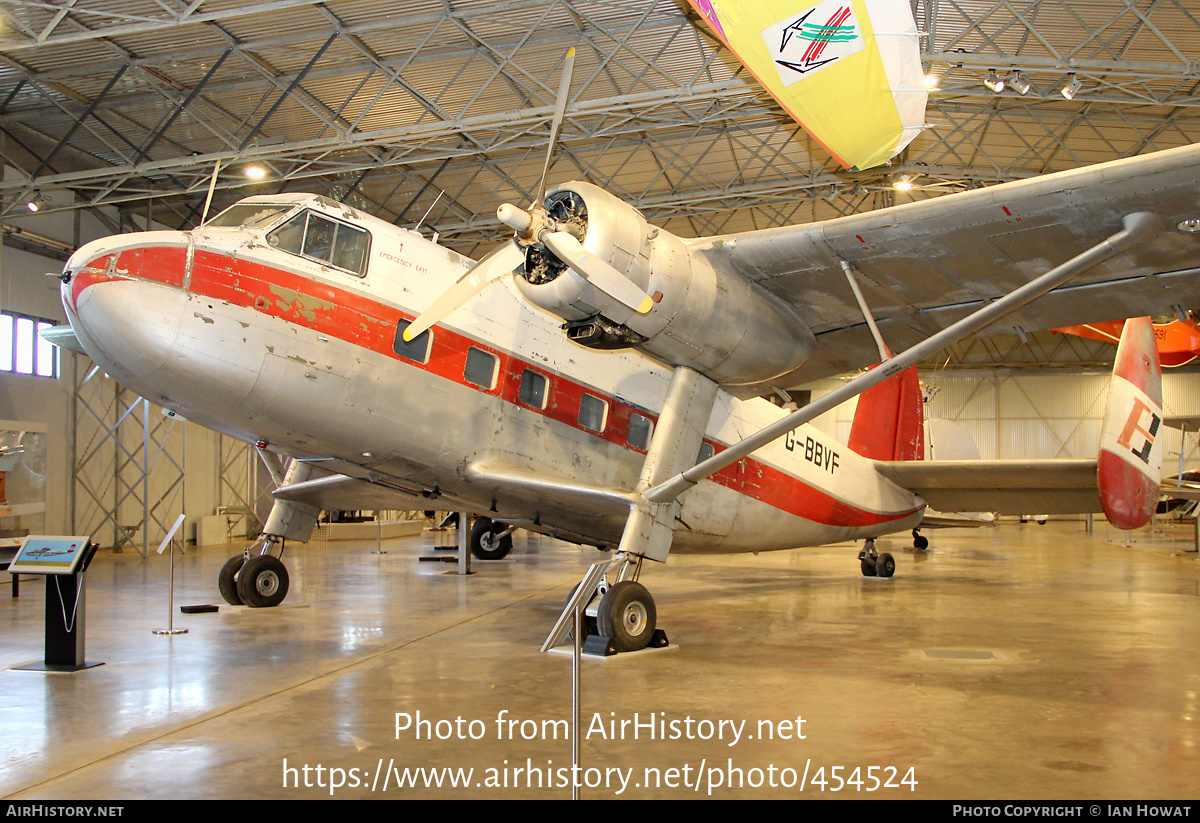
[63,236,189,387]
[62,232,189,313]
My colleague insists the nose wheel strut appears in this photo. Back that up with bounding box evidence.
[858,538,896,578]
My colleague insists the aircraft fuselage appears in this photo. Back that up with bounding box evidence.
[60,194,924,556]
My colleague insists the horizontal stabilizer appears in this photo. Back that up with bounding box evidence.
[875,459,1101,515]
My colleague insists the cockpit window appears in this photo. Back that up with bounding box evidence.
[267,210,370,277]
[205,203,293,229]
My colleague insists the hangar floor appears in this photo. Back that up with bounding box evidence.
[1,520,1198,801]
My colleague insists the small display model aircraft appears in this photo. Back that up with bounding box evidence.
[40,48,1193,651]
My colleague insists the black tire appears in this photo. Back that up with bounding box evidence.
[598,581,656,653]
[236,555,290,608]
[876,552,896,578]
[914,534,929,550]
[861,558,878,577]
[218,555,244,605]
[470,517,512,560]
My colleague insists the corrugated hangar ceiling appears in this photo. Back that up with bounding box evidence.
[0,0,1196,265]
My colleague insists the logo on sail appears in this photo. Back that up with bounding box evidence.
[762,2,864,86]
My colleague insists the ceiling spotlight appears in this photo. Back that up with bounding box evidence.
[892,174,916,191]
[923,73,940,89]
[1061,74,1082,100]
[984,70,1005,93]
[1009,72,1032,95]
[244,165,267,180]
[25,192,45,212]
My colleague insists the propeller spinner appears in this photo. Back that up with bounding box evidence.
[404,48,654,343]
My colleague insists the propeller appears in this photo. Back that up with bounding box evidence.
[403,241,526,342]
[405,46,654,339]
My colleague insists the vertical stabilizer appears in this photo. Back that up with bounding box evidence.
[848,364,924,461]
[1098,317,1163,529]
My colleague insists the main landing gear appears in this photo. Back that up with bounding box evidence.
[469,516,514,560]
[858,538,896,578]
[570,553,669,654]
[219,536,289,608]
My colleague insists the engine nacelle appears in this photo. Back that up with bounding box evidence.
[513,181,816,388]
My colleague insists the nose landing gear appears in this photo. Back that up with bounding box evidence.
[858,538,896,578]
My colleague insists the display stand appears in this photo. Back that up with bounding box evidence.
[9,535,102,673]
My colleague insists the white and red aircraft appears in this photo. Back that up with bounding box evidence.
[44,134,1193,651]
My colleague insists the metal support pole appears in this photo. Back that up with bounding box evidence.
[457,512,471,575]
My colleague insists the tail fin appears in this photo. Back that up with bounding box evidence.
[1098,317,1163,529]
[848,365,924,461]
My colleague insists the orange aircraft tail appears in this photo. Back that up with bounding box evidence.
[848,364,924,461]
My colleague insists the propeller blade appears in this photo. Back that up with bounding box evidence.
[404,241,526,341]
[541,230,654,315]
[534,47,576,206]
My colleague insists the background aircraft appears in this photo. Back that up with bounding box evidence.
[1056,316,1200,368]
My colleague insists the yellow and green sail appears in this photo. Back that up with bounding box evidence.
[689,0,927,170]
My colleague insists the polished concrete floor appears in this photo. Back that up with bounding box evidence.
[1,519,1198,800]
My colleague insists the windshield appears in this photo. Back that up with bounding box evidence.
[204,203,294,229]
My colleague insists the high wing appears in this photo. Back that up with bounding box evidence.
[699,142,1200,386]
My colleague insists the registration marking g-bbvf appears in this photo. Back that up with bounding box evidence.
[785,431,840,474]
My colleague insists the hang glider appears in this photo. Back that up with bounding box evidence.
[687,0,927,170]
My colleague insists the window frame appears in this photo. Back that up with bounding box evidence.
[627,412,653,451]
[517,368,550,410]
[578,393,608,433]
[463,346,499,390]
[0,311,59,379]
[266,209,372,278]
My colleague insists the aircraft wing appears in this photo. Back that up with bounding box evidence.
[875,459,1101,515]
[701,143,1200,385]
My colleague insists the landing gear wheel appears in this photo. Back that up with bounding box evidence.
[218,555,245,605]
[860,557,878,576]
[875,552,896,578]
[236,555,290,608]
[912,528,929,551]
[598,581,656,653]
[470,517,512,560]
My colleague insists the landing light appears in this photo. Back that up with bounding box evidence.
[1177,218,1200,233]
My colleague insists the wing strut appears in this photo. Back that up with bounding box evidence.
[840,260,891,361]
[644,211,1164,504]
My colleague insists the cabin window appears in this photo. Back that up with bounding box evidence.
[464,347,498,389]
[518,369,549,409]
[392,319,430,364]
[205,203,293,229]
[697,442,715,463]
[627,413,653,451]
[578,394,607,433]
[267,210,371,276]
